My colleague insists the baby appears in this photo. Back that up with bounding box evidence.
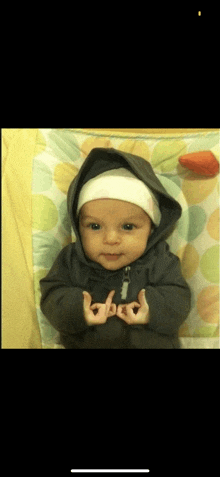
[40,147,191,348]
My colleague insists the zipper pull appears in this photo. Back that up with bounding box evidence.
[120,266,131,301]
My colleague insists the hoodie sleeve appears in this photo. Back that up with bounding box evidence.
[145,241,191,336]
[40,245,89,335]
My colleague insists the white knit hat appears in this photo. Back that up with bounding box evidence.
[77,168,161,226]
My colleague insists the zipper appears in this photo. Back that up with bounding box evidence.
[120,266,131,302]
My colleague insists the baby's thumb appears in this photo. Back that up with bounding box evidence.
[82,291,91,307]
[138,289,146,303]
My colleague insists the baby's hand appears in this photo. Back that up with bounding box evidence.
[116,289,149,325]
[83,290,116,326]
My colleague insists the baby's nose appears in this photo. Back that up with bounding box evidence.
[103,230,120,244]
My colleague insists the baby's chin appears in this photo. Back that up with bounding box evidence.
[101,262,125,271]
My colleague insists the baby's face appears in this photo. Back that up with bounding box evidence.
[79,199,152,270]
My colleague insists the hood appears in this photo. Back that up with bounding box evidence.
[67,148,182,269]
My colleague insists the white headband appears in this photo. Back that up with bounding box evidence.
[77,168,161,226]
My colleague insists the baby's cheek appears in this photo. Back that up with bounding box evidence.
[131,237,146,253]
[85,236,100,256]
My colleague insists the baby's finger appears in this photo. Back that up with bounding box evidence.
[130,302,141,309]
[105,290,115,313]
[106,289,115,302]
[82,291,92,309]
[108,303,117,317]
[138,289,146,305]
[116,305,127,319]
[118,310,132,325]
[90,303,99,310]
[112,303,117,313]
[116,304,122,318]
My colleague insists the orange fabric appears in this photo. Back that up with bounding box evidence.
[179,151,219,176]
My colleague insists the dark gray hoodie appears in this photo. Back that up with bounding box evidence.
[40,148,191,348]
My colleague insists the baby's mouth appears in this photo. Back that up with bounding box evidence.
[101,253,123,261]
[102,253,123,256]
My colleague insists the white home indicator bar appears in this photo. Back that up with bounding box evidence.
[71,471,150,473]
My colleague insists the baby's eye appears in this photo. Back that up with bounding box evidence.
[123,224,135,231]
[88,223,101,230]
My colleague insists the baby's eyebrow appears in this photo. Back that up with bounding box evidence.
[81,215,100,220]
